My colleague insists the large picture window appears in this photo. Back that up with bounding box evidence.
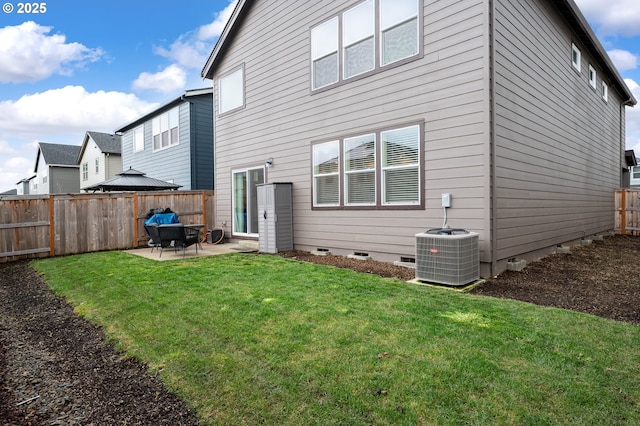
[152,106,180,151]
[311,0,420,90]
[312,124,422,208]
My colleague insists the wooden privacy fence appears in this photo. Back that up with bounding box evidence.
[0,191,214,263]
[615,189,640,235]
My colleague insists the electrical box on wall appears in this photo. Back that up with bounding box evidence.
[441,193,451,208]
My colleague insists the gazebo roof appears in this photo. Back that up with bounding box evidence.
[83,167,182,192]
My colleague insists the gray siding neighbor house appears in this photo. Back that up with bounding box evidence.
[77,131,122,192]
[33,142,81,194]
[115,88,214,191]
[201,0,636,277]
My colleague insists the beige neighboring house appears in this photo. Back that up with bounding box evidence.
[201,0,636,277]
[77,131,122,192]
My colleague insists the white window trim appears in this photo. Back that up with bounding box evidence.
[571,43,581,73]
[602,81,609,102]
[588,64,597,89]
[231,166,265,237]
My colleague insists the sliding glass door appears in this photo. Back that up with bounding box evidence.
[232,167,265,236]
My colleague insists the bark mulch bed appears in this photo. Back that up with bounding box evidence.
[1,234,638,424]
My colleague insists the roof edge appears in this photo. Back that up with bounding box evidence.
[201,0,250,80]
[563,0,636,106]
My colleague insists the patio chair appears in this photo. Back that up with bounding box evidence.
[146,223,162,253]
[157,224,200,257]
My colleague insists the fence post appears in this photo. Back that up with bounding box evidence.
[202,191,207,228]
[621,189,627,235]
[48,195,55,257]
[133,192,139,247]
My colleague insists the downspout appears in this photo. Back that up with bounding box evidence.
[489,0,498,276]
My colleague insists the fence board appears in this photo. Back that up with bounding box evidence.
[0,191,214,262]
[615,189,640,235]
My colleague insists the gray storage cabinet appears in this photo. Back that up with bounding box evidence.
[257,182,293,253]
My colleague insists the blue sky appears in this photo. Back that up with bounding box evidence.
[0,0,639,193]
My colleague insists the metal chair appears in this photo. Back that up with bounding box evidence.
[157,224,200,257]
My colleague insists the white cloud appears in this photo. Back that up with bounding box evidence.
[153,0,238,69]
[198,0,238,40]
[574,0,640,37]
[608,49,638,72]
[0,21,103,83]
[0,85,157,137]
[131,64,187,93]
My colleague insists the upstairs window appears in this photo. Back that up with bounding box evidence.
[133,125,144,152]
[602,81,609,102]
[95,158,99,174]
[311,18,339,89]
[343,1,375,79]
[380,0,419,66]
[82,163,88,181]
[218,66,245,115]
[311,0,421,90]
[571,43,581,73]
[152,107,180,151]
[588,65,597,89]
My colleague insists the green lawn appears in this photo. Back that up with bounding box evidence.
[32,251,640,425]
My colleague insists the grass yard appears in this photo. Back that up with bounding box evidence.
[32,251,640,425]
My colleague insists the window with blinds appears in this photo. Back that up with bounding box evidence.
[312,124,422,209]
[311,0,420,91]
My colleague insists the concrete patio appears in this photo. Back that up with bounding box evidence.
[122,240,258,261]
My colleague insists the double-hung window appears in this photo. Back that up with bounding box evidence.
[343,1,375,79]
[311,0,421,90]
[380,0,419,65]
[152,107,179,151]
[95,158,99,174]
[82,163,88,181]
[311,18,339,89]
[313,123,422,208]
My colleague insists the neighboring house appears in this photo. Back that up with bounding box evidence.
[1,189,18,195]
[15,175,35,195]
[115,88,214,191]
[201,0,636,277]
[33,142,81,194]
[77,131,122,192]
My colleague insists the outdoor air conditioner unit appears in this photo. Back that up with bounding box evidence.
[415,228,479,286]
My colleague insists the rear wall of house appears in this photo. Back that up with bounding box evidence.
[212,0,493,267]
[492,0,626,268]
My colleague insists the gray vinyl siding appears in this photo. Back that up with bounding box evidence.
[493,0,625,260]
[49,167,80,194]
[122,103,193,189]
[212,0,491,263]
